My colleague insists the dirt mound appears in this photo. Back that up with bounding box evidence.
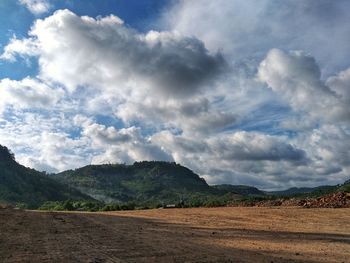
[301,192,350,208]
[255,199,283,207]
[0,203,13,209]
[255,198,306,207]
[251,192,350,208]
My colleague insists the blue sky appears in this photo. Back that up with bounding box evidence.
[0,0,349,190]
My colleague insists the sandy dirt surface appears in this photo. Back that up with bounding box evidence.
[0,207,349,263]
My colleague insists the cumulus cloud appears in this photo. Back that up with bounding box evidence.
[0,77,64,113]
[327,67,350,106]
[208,131,307,162]
[302,125,350,167]
[0,36,38,62]
[152,130,307,164]
[151,130,314,189]
[2,9,225,98]
[1,9,231,133]
[164,0,350,74]
[0,112,92,172]
[80,122,173,165]
[19,0,51,15]
[83,123,137,146]
[116,98,236,134]
[258,49,350,122]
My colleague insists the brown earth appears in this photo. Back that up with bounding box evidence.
[302,192,350,208]
[251,192,350,208]
[0,207,349,263]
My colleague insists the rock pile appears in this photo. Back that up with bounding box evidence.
[255,199,283,207]
[248,192,350,208]
[301,192,350,208]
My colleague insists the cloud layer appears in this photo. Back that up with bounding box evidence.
[0,3,349,190]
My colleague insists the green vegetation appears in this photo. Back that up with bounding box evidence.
[212,184,265,196]
[268,182,350,199]
[37,200,134,212]
[1,143,349,210]
[37,195,235,211]
[338,180,350,193]
[51,161,220,205]
[0,145,92,208]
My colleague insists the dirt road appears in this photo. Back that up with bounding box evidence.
[0,207,349,262]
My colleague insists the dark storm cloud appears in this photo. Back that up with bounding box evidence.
[139,35,226,97]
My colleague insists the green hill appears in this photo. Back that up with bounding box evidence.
[52,161,218,205]
[212,184,265,196]
[268,181,350,198]
[338,180,350,193]
[1,143,349,209]
[0,145,92,208]
[267,187,327,196]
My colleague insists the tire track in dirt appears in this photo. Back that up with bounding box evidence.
[1,207,349,263]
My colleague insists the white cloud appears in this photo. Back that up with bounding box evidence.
[207,131,307,162]
[0,112,92,172]
[19,0,51,15]
[2,9,225,98]
[80,122,173,165]
[327,67,350,106]
[0,9,233,134]
[164,0,350,74]
[150,130,315,189]
[0,77,64,113]
[116,98,237,135]
[0,36,38,61]
[258,49,350,122]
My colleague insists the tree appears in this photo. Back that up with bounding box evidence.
[0,145,15,161]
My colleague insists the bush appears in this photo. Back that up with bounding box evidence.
[204,199,226,207]
[101,204,121,211]
[15,203,29,209]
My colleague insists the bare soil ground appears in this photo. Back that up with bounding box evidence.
[0,207,349,263]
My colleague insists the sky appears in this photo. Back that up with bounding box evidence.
[0,0,349,190]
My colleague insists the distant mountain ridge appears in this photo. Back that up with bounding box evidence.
[267,187,314,196]
[268,182,350,197]
[53,161,348,203]
[0,144,349,208]
[212,184,265,196]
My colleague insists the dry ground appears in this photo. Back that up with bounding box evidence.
[0,207,349,263]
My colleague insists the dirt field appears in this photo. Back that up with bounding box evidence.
[0,207,349,263]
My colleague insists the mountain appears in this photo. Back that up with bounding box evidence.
[0,145,92,208]
[2,143,349,209]
[212,184,265,196]
[268,187,322,196]
[52,161,218,204]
